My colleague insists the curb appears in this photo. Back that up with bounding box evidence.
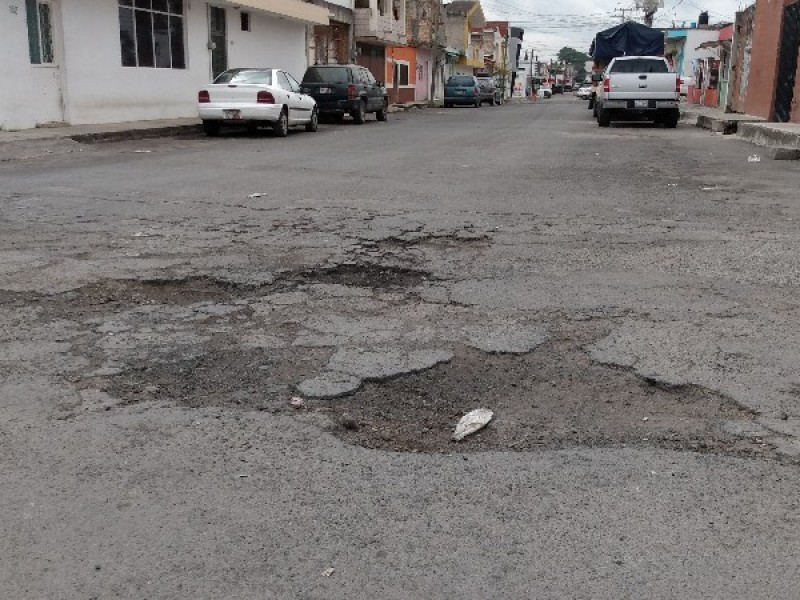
[70,124,202,143]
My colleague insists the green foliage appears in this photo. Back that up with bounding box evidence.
[557,47,590,67]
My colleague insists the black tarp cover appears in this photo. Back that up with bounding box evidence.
[589,22,665,60]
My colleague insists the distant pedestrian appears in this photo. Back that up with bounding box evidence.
[531,86,538,103]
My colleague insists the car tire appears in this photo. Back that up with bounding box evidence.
[305,107,318,132]
[376,100,388,122]
[474,99,480,108]
[202,120,221,137]
[351,100,366,124]
[597,107,612,127]
[489,98,496,106]
[273,108,289,137]
[663,109,680,129]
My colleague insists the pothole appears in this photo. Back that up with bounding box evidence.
[322,343,782,460]
[295,263,430,289]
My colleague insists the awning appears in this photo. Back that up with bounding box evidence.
[228,0,329,25]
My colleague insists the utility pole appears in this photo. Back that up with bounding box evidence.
[429,0,441,106]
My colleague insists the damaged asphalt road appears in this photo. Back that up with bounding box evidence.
[2,98,800,598]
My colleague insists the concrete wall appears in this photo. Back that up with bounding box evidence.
[745,0,794,119]
[1,0,309,130]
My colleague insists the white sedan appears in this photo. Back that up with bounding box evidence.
[198,68,318,137]
[575,85,593,100]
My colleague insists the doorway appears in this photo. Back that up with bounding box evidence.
[208,6,227,80]
[26,0,65,124]
[774,1,800,122]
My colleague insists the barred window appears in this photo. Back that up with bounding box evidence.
[26,0,55,65]
[118,0,185,69]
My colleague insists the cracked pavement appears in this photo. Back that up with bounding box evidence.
[2,97,800,598]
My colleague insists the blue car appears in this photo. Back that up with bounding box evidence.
[444,75,481,108]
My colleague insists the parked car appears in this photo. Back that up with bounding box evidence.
[444,76,482,107]
[594,56,680,128]
[563,83,573,92]
[552,84,564,94]
[575,85,592,100]
[300,64,388,124]
[476,75,503,105]
[198,68,317,137]
[538,85,552,99]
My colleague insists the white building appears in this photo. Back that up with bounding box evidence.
[1,0,328,130]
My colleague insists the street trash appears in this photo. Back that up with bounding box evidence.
[321,567,335,577]
[747,154,761,163]
[132,231,151,237]
[642,416,649,422]
[134,150,152,153]
[289,396,305,409]
[248,192,267,198]
[452,408,493,441]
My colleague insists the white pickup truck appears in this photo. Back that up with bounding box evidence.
[594,56,681,128]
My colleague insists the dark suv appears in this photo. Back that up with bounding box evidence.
[300,64,388,124]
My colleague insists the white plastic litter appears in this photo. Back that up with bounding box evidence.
[248,192,267,198]
[747,154,761,163]
[321,567,335,577]
[452,408,494,441]
[134,150,152,153]
[289,396,305,409]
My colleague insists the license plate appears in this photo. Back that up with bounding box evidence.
[319,87,331,94]
[223,109,241,120]
[456,90,464,94]
[634,100,649,108]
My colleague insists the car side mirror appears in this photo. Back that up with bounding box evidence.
[591,72,603,83]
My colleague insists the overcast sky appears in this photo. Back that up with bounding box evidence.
[480,0,748,60]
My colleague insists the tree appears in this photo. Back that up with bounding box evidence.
[557,46,591,82]
[557,47,590,65]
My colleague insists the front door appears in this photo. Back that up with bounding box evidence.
[774,1,800,122]
[208,6,227,80]
[26,0,64,125]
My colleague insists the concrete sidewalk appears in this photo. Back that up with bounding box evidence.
[0,118,202,145]
[682,105,800,160]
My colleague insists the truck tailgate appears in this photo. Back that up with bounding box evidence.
[607,73,677,99]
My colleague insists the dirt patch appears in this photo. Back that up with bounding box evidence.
[295,263,430,290]
[102,345,330,410]
[320,325,782,460]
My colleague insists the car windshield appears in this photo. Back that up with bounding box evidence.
[447,76,475,86]
[302,67,350,83]
[610,59,668,74]
[214,70,272,85]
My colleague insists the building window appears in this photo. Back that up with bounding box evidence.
[118,0,185,69]
[241,12,250,31]
[26,0,55,64]
[394,61,409,86]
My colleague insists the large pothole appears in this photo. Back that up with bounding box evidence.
[320,342,781,460]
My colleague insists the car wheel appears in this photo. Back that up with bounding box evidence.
[663,108,680,129]
[351,100,366,124]
[305,107,318,132]
[273,108,289,137]
[202,120,221,137]
[597,107,612,127]
[246,123,259,135]
[474,99,480,108]
[376,100,388,122]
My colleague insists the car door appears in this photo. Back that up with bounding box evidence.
[285,71,315,120]
[276,70,304,124]
[363,68,384,110]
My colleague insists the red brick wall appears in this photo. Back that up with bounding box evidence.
[745,0,796,119]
